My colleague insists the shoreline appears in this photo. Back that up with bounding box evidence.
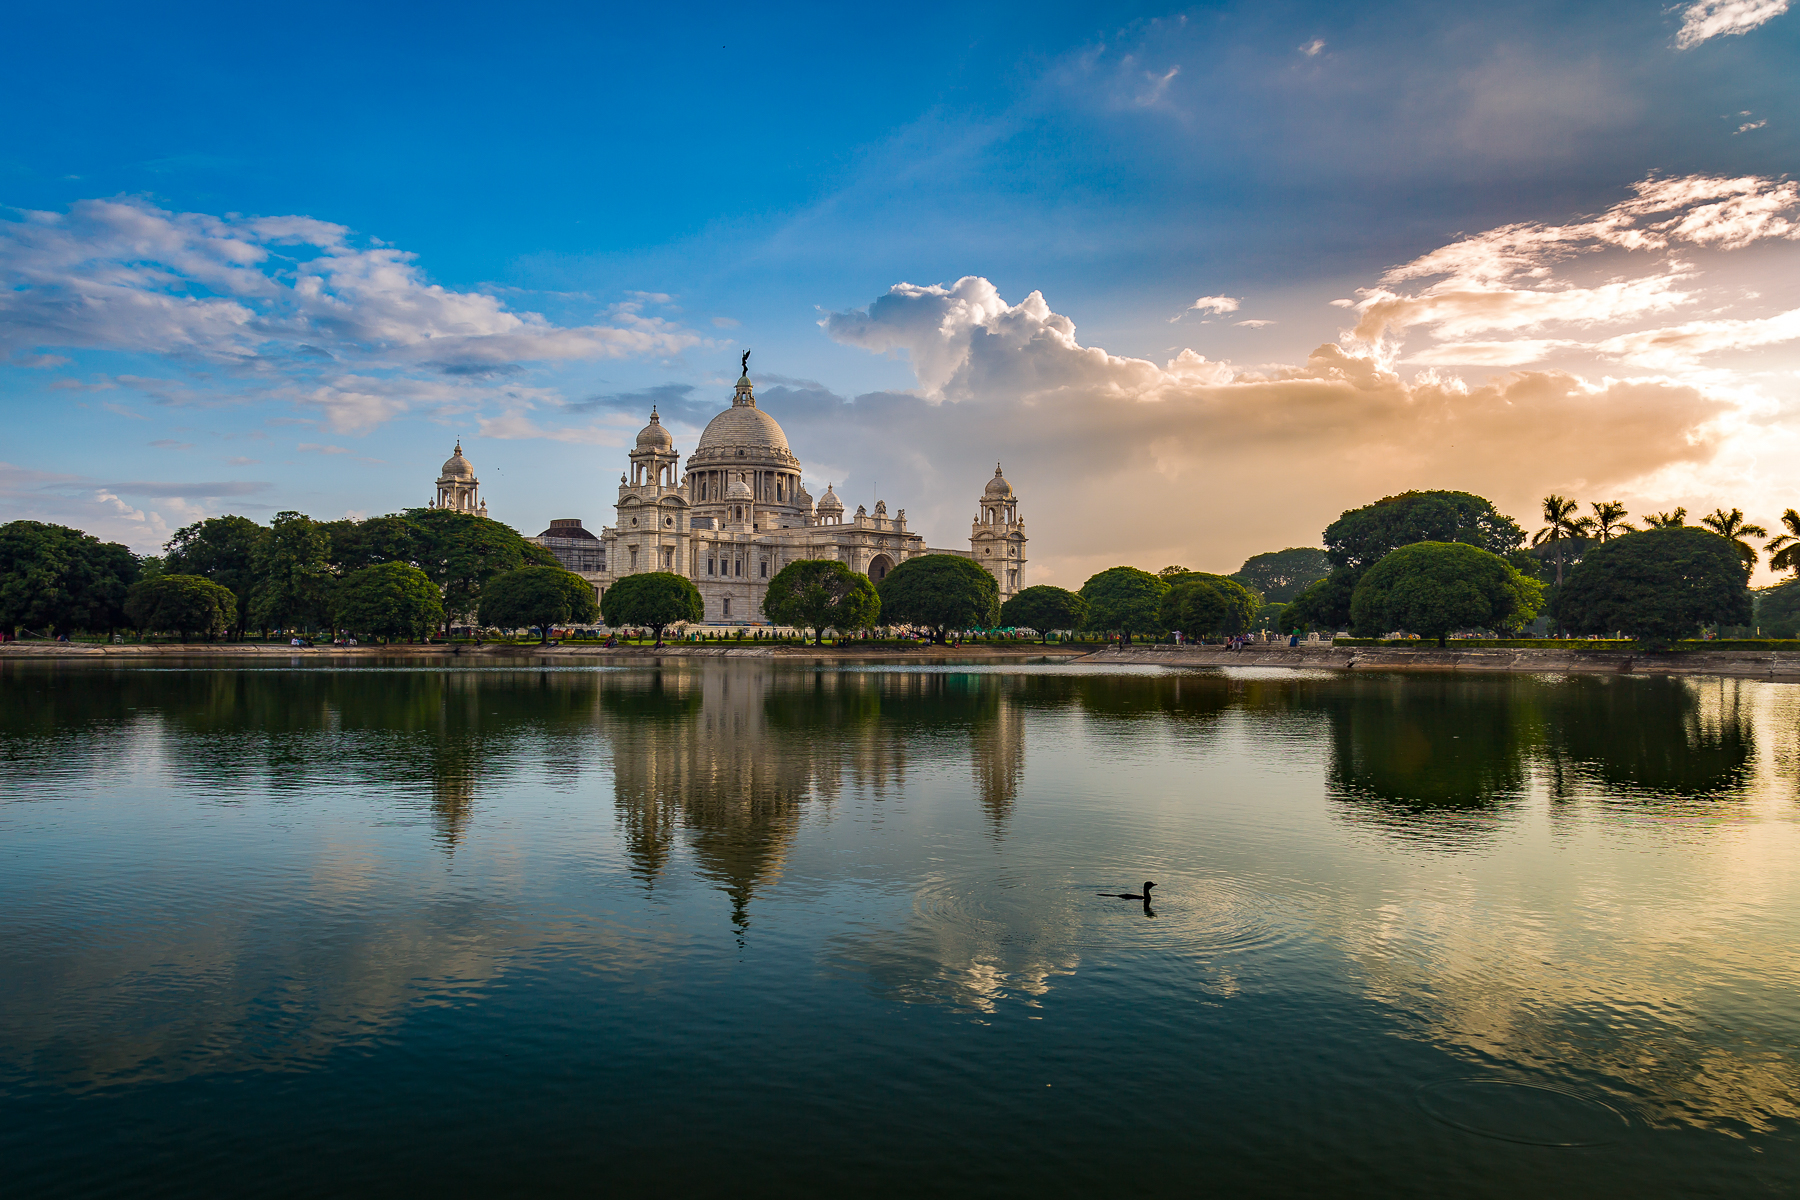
[9,640,1800,679]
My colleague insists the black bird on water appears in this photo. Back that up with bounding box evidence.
[1099,881,1156,900]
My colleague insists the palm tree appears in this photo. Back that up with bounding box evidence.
[1699,507,1767,574]
[1766,509,1800,578]
[1644,507,1687,528]
[1531,494,1595,587]
[1589,501,1635,542]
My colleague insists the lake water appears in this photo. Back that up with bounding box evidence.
[3,658,1798,1197]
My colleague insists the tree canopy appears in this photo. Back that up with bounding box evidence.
[1552,527,1752,645]
[876,554,999,642]
[1325,491,1526,571]
[478,566,601,642]
[1230,548,1330,602]
[1756,580,1800,638]
[999,584,1087,641]
[251,511,332,632]
[600,571,703,644]
[334,562,446,643]
[164,515,264,639]
[1348,541,1543,645]
[404,507,556,631]
[1159,572,1261,636]
[762,559,881,644]
[1079,566,1168,642]
[0,521,139,636]
[124,574,239,642]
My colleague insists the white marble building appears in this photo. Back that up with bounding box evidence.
[529,368,1027,625]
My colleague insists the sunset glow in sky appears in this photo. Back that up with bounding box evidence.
[3,0,1798,584]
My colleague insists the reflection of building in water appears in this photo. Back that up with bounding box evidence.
[598,665,1045,923]
[969,684,1025,836]
[431,769,476,847]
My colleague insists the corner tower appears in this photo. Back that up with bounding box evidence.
[434,441,487,516]
[971,464,1026,601]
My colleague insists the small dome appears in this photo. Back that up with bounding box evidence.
[440,442,475,480]
[984,463,1013,498]
[816,483,843,511]
[635,407,674,451]
[725,474,754,501]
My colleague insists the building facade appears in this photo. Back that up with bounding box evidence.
[527,368,1027,625]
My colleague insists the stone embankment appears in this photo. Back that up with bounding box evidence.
[1069,643,1800,680]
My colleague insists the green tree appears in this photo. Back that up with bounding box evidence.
[478,565,602,643]
[333,563,446,643]
[164,515,265,640]
[761,559,881,644]
[252,511,332,633]
[323,514,421,572]
[876,554,1000,643]
[1756,580,1800,637]
[1765,508,1800,578]
[0,521,140,636]
[1325,490,1526,572]
[1531,494,1595,588]
[1159,572,1261,636]
[1552,527,1752,646]
[1230,547,1331,602]
[600,571,703,645]
[124,574,239,642]
[1644,507,1687,528]
[1079,566,1168,643]
[1156,565,1191,581]
[1281,571,1357,633]
[1698,507,1767,575]
[999,584,1087,642]
[1349,542,1543,645]
[405,508,554,634]
[1589,500,1635,542]
[1299,490,1528,630]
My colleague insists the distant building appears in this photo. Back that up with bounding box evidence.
[533,518,605,574]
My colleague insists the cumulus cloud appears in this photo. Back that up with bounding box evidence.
[819,275,1729,583]
[0,197,705,433]
[1674,0,1790,48]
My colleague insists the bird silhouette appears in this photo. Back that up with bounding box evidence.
[1099,881,1156,900]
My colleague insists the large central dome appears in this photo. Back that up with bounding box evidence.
[692,374,793,460]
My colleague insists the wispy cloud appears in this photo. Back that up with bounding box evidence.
[1298,39,1326,57]
[1186,295,1240,316]
[1674,0,1790,49]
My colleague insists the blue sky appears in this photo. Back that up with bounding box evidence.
[4,0,1798,583]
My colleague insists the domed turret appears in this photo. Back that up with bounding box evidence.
[725,473,755,502]
[636,406,674,451]
[984,463,1013,498]
[441,441,475,480]
[817,484,843,512]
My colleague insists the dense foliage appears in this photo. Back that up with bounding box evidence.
[1159,572,1261,636]
[762,559,881,644]
[334,563,446,642]
[1348,542,1543,645]
[1230,548,1330,602]
[1757,580,1800,638]
[1325,491,1527,569]
[124,574,239,641]
[599,572,704,645]
[1079,566,1168,642]
[164,515,264,640]
[251,511,333,632]
[477,566,601,642]
[999,584,1087,641]
[876,555,999,642]
[1553,527,1752,645]
[405,507,558,632]
[0,521,139,636]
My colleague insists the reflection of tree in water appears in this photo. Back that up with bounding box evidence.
[1539,675,1754,805]
[1,664,612,848]
[1310,675,1541,849]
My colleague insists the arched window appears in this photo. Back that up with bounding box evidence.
[723,597,732,617]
